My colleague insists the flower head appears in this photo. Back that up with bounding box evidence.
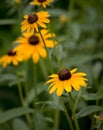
[30,0,53,8]
[45,68,87,96]
[0,50,23,68]
[14,29,56,63]
[59,15,68,24]
[21,11,50,32]
[94,114,103,121]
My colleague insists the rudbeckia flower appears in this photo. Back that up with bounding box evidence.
[46,68,87,96]
[14,29,56,63]
[0,50,23,67]
[30,0,53,8]
[21,11,50,32]
[94,114,103,121]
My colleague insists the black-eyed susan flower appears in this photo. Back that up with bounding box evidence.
[30,0,53,8]
[21,11,50,32]
[14,30,56,63]
[0,50,23,68]
[46,68,87,96]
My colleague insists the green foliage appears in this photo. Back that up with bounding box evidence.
[0,0,103,130]
[76,105,103,119]
[12,118,29,130]
[0,107,33,123]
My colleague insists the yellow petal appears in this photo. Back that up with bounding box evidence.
[71,68,78,74]
[37,21,47,28]
[44,40,56,48]
[45,78,56,84]
[56,82,64,96]
[49,84,57,94]
[24,15,28,19]
[37,47,47,58]
[71,81,80,91]
[73,72,87,76]
[48,82,55,89]
[32,52,39,63]
[49,74,58,78]
[64,81,72,92]
[12,59,18,65]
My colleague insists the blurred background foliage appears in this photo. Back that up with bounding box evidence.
[0,0,103,130]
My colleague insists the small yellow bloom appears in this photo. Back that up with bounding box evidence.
[21,11,50,32]
[46,68,87,96]
[30,0,53,8]
[0,50,23,68]
[14,0,21,5]
[94,114,103,121]
[14,29,56,63]
[59,15,68,23]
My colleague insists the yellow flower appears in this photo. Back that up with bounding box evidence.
[14,29,56,63]
[45,68,87,96]
[21,11,50,32]
[0,50,23,68]
[59,15,68,24]
[30,0,53,8]
[94,114,103,121]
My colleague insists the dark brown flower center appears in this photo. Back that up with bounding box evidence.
[38,0,46,2]
[8,50,16,56]
[58,68,71,81]
[29,35,39,45]
[27,14,38,24]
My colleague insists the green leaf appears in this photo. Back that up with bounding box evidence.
[48,8,67,16]
[33,111,47,130]
[0,74,17,82]
[52,44,64,61]
[47,94,64,111]
[13,118,29,130]
[81,89,103,101]
[0,19,16,25]
[0,107,33,123]
[67,52,103,66]
[24,82,46,105]
[76,105,103,119]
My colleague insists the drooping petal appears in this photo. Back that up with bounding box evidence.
[56,82,64,96]
[49,84,58,94]
[64,81,72,92]
[32,51,39,63]
[37,47,47,58]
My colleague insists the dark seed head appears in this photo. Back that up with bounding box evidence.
[27,13,38,24]
[8,50,16,56]
[58,68,71,81]
[38,0,46,2]
[29,35,39,45]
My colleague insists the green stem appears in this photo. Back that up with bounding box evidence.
[90,117,95,130]
[38,28,54,74]
[69,93,80,130]
[24,82,28,100]
[68,0,74,21]
[54,110,60,129]
[60,98,74,130]
[17,83,32,130]
[33,64,38,102]
[17,81,24,105]
[15,70,33,130]
[73,90,81,112]
[39,58,48,80]
[90,96,99,130]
